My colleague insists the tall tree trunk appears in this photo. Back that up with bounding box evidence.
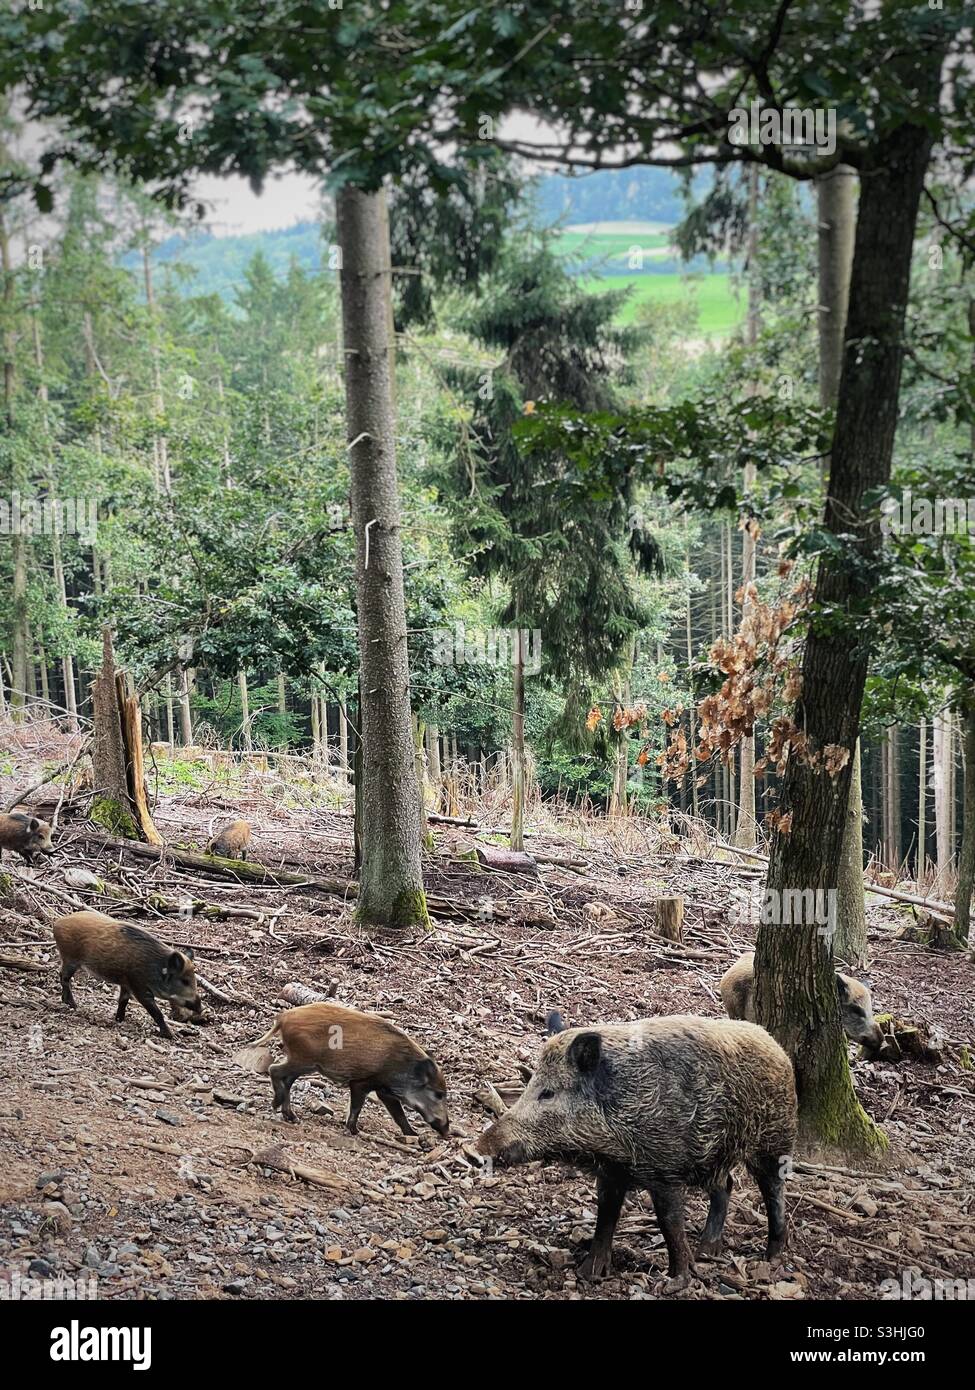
[425,722,441,807]
[338,693,349,779]
[955,699,975,944]
[736,169,760,847]
[337,184,428,928]
[818,163,866,967]
[510,622,526,850]
[178,669,193,745]
[934,707,952,885]
[917,715,927,886]
[887,724,902,869]
[142,241,170,493]
[30,303,79,730]
[1,202,28,722]
[238,671,253,752]
[755,103,938,1154]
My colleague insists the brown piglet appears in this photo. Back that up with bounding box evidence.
[207,820,251,859]
[237,1002,449,1137]
[0,812,54,864]
[53,910,202,1040]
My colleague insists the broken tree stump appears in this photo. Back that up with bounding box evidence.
[653,895,684,943]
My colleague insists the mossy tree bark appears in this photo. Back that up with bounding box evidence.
[337,185,428,929]
[756,104,938,1154]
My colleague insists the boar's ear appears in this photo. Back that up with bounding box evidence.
[567,1031,602,1073]
[835,973,851,1002]
[28,817,41,833]
[183,947,195,961]
[414,1057,437,1085]
[545,1010,565,1036]
[165,951,183,975]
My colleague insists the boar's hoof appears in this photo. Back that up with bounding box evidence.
[661,1273,692,1295]
[577,1249,613,1281]
[696,1238,723,1259]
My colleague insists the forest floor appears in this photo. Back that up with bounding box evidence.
[1,722,973,1302]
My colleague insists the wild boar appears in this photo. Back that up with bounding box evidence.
[477,1013,797,1282]
[53,910,202,1040]
[208,820,251,860]
[0,812,55,864]
[237,1001,450,1138]
[720,950,883,1051]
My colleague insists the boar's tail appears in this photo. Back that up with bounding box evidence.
[233,1019,281,1074]
[545,1010,565,1036]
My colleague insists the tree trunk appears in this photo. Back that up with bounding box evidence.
[426,722,441,808]
[917,715,927,887]
[178,669,193,745]
[1,203,28,723]
[238,671,253,752]
[338,694,349,779]
[510,622,526,851]
[819,163,866,966]
[955,700,975,944]
[934,707,951,885]
[91,628,140,839]
[336,184,428,929]
[755,105,938,1155]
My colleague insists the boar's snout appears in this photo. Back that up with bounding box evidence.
[476,1119,528,1167]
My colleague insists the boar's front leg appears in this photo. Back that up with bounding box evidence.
[115,987,131,1022]
[648,1181,693,1280]
[747,1152,787,1260]
[698,1174,733,1257]
[577,1163,630,1281]
[133,987,173,1040]
[376,1088,416,1137]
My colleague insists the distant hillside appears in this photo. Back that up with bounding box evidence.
[533,166,704,228]
[139,168,709,302]
[137,222,324,301]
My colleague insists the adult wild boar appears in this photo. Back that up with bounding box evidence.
[720,950,883,1052]
[477,1013,797,1282]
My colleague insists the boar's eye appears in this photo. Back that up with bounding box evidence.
[538,1089,555,1101]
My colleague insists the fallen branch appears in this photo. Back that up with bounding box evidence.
[0,953,50,972]
[246,1142,358,1195]
[88,833,358,900]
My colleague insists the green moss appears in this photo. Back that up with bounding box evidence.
[800,1045,889,1158]
[358,885,431,932]
[90,796,139,840]
[959,1045,972,1071]
[0,872,15,900]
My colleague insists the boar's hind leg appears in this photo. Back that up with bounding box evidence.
[133,988,173,1040]
[577,1163,630,1281]
[376,1088,416,1137]
[649,1182,693,1279]
[269,1061,311,1122]
[346,1082,374,1135]
[698,1175,733,1257]
[59,961,79,1008]
[747,1153,787,1260]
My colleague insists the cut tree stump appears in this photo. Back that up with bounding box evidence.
[653,896,684,943]
[474,844,539,876]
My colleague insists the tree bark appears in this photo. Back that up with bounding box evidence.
[955,700,975,944]
[917,714,927,886]
[755,106,938,1154]
[238,671,252,752]
[336,185,428,928]
[1,202,28,722]
[819,163,866,966]
[510,622,526,850]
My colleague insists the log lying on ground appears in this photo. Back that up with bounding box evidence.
[653,895,684,943]
[0,953,50,972]
[474,844,539,876]
[246,1143,358,1196]
[86,834,357,900]
[712,838,955,920]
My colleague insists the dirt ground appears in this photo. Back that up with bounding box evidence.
[1,729,973,1302]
